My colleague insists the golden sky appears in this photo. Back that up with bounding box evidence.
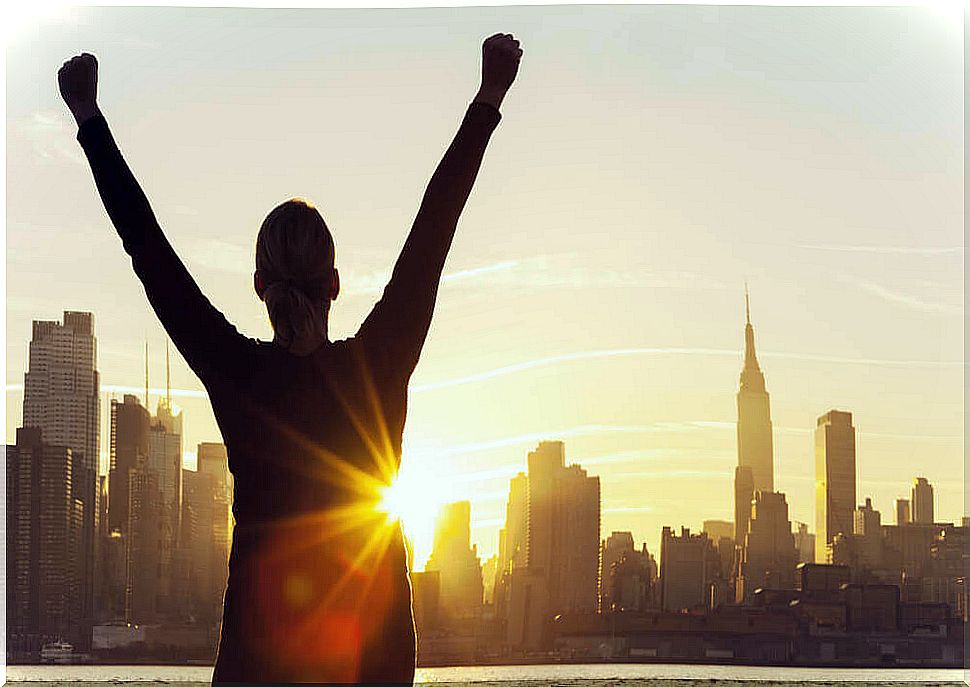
[5,4,964,569]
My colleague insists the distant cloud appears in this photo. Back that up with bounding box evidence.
[608,469,732,481]
[411,345,965,393]
[15,111,86,167]
[604,506,655,514]
[442,260,518,282]
[799,244,963,256]
[342,254,725,297]
[341,260,518,297]
[188,239,253,275]
[427,422,730,459]
[854,280,962,315]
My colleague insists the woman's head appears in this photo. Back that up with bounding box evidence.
[254,198,339,353]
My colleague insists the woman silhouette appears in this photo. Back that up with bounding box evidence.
[59,33,522,684]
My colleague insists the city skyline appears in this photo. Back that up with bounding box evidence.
[6,4,964,569]
[6,305,961,574]
[7,309,964,664]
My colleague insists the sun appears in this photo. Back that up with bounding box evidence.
[377,455,447,570]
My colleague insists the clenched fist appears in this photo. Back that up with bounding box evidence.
[481,33,522,93]
[58,52,100,126]
[475,33,523,110]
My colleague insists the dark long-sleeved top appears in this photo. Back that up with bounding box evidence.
[77,100,501,684]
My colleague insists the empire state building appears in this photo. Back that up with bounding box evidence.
[734,290,774,540]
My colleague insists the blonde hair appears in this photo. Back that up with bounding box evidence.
[255,198,335,353]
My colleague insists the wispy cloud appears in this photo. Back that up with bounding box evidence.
[604,506,655,514]
[15,111,86,167]
[411,346,965,393]
[188,239,254,275]
[854,280,962,315]
[340,260,518,297]
[426,422,726,459]
[799,244,964,256]
[442,260,518,282]
[343,254,725,297]
[608,469,733,481]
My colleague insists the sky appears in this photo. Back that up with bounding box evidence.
[5,3,964,570]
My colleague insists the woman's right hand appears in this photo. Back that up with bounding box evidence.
[475,33,523,110]
[58,52,100,126]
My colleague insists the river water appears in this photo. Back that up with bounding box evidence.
[5,664,965,685]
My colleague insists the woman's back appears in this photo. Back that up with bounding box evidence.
[211,337,414,682]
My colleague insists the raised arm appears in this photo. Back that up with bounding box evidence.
[59,53,251,384]
[356,34,523,380]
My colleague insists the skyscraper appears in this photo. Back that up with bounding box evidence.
[599,531,635,612]
[896,498,912,525]
[493,471,528,617]
[660,526,718,612]
[851,496,884,569]
[6,428,82,650]
[499,472,528,575]
[108,394,150,536]
[815,410,856,563]
[853,497,881,536]
[793,522,815,564]
[506,441,600,649]
[425,500,484,623]
[735,491,797,602]
[736,290,774,494]
[734,465,755,545]
[21,311,100,646]
[912,477,934,524]
[127,398,184,623]
[182,442,231,624]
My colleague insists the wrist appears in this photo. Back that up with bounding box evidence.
[473,86,506,111]
[71,102,101,128]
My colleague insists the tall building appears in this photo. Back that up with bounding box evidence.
[736,290,774,494]
[505,441,600,649]
[108,395,150,536]
[181,442,232,624]
[495,473,528,589]
[793,522,816,564]
[912,477,934,524]
[21,311,100,646]
[600,531,635,612]
[850,497,884,570]
[127,397,184,623]
[660,526,718,612]
[896,498,912,526]
[735,491,798,602]
[425,501,484,623]
[493,471,528,619]
[854,497,881,536]
[703,520,734,543]
[815,410,856,563]
[609,544,655,612]
[525,441,601,615]
[6,428,84,651]
[734,465,754,545]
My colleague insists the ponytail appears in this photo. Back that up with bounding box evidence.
[255,198,335,354]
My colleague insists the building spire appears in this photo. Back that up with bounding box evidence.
[745,280,751,326]
[740,285,765,392]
